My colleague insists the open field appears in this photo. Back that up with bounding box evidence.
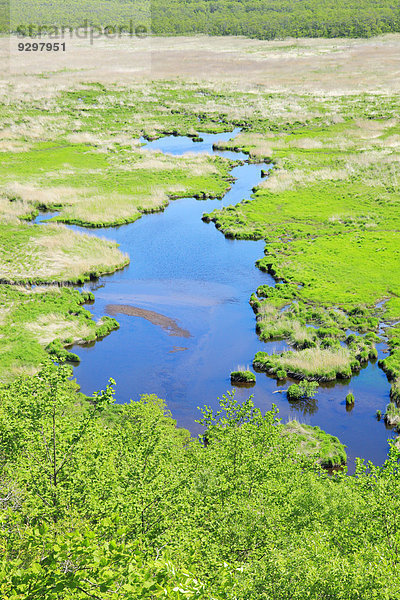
[1,34,400,92]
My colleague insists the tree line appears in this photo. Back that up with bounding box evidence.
[1,0,400,39]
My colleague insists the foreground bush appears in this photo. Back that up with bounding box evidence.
[0,362,399,599]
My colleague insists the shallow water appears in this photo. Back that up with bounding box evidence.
[40,130,395,472]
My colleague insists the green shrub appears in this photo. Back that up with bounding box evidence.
[46,339,80,363]
[287,380,319,401]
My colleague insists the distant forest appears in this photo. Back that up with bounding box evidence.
[1,0,400,39]
[152,0,400,39]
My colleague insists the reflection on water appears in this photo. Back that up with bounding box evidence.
[287,395,319,416]
[38,129,393,473]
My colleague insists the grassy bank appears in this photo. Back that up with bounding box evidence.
[285,420,347,468]
[0,285,118,381]
[206,115,400,313]
[0,142,234,228]
[0,222,129,284]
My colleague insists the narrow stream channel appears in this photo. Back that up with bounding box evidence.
[38,129,395,472]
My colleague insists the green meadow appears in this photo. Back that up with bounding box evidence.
[1,81,399,399]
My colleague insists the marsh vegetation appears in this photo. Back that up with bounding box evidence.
[0,75,397,454]
[230,369,256,384]
[284,419,347,468]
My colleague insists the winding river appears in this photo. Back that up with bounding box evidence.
[41,129,395,472]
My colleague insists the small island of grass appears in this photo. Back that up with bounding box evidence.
[285,420,347,468]
[230,370,256,384]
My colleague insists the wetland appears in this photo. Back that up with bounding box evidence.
[33,129,396,471]
[2,33,400,598]
[0,57,399,471]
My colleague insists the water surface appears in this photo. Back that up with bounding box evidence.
[45,130,394,472]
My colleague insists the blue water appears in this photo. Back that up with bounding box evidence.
[37,130,395,472]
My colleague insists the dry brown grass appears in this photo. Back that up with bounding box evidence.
[4,182,81,206]
[284,420,319,456]
[0,224,129,283]
[259,167,349,193]
[0,305,12,326]
[33,225,129,280]
[236,122,400,193]
[14,284,62,294]
[279,347,351,373]
[133,150,218,174]
[8,363,40,379]
[55,188,169,225]
[0,196,34,222]
[1,34,400,102]
[0,140,31,152]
